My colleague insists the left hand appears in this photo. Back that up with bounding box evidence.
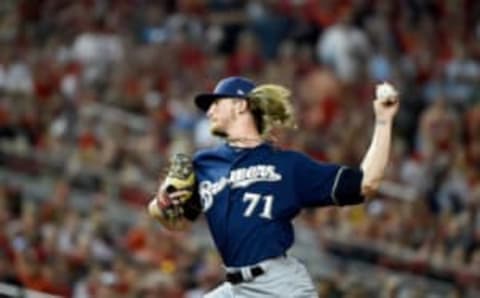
[148,189,191,222]
[373,82,400,122]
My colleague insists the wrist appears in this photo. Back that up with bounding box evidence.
[157,192,172,210]
[375,118,393,126]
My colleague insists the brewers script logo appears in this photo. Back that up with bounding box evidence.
[200,165,282,211]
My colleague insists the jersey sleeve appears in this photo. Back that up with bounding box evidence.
[183,188,202,221]
[183,156,205,222]
[292,152,365,207]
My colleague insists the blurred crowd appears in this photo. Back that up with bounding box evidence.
[0,0,480,297]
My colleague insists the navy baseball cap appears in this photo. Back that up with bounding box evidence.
[194,76,256,112]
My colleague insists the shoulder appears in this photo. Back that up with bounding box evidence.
[262,147,317,169]
[277,149,333,171]
[276,149,313,163]
[193,147,217,161]
[193,144,231,165]
[193,146,219,161]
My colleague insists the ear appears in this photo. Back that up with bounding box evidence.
[235,99,249,114]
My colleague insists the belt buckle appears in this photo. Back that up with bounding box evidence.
[226,266,265,284]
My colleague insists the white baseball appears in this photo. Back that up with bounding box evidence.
[376,83,398,103]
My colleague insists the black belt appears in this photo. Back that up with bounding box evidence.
[226,266,265,284]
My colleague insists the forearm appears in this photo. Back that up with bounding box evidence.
[360,119,393,197]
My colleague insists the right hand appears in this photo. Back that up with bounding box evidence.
[373,83,400,123]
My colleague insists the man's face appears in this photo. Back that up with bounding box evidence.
[206,98,238,137]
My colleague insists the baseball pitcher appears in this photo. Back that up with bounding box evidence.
[148,77,399,297]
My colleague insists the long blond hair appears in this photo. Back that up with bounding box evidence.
[247,84,296,136]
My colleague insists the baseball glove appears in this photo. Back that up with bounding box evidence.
[162,153,195,198]
[148,153,196,223]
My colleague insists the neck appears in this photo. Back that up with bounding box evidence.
[219,112,264,148]
[227,136,264,148]
[225,121,263,148]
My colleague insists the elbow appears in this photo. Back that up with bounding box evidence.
[361,179,381,198]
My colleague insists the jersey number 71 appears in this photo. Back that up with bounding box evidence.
[242,192,274,219]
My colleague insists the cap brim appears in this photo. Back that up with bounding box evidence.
[194,94,225,112]
[194,94,247,112]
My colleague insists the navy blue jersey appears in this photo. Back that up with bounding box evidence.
[193,142,364,267]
